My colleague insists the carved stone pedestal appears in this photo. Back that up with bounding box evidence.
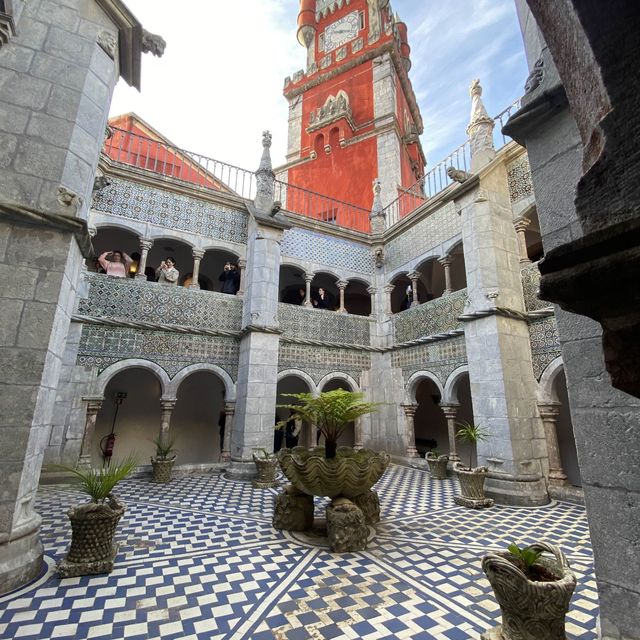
[454,495,495,509]
[326,498,368,553]
[480,626,504,640]
[273,485,314,531]
[353,489,380,524]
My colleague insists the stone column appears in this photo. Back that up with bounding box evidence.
[440,404,461,464]
[159,399,176,447]
[401,404,419,457]
[383,283,395,315]
[354,418,363,450]
[135,239,153,280]
[221,401,235,462]
[513,217,532,264]
[237,258,247,297]
[439,256,453,295]
[78,398,103,469]
[303,272,314,307]
[337,280,348,313]
[408,271,420,307]
[190,249,204,289]
[367,286,378,317]
[537,403,568,485]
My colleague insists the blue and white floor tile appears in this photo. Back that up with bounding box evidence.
[0,465,598,639]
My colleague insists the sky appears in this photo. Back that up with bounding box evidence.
[110,0,528,173]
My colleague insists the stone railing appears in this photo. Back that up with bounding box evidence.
[393,289,468,343]
[77,273,243,333]
[521,262,551,312]
[277,303,371,347]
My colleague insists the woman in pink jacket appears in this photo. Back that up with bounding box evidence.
[98,250,133,278]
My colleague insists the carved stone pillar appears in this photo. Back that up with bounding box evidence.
[440,404,461,464]
[190,249,204,289]
[439,256,453,295]
[514,217,532,264]
[159,399,176,447]
[538,402,568,485]
[401,403,419,457]
[384,283,395,315]
[78,398,103,468]
[304,272,314,307]
[221,401,235,462]
[237,258,247,297]
[408,271,420,307]
[354,417,363,451]
[337,280,348,313]
[367,286,377,317]
[135,239,153,280]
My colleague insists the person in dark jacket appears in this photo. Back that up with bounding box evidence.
[313,287,332,310]
[219,262,240,294]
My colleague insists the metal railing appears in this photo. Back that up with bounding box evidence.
[274,179,371,233]
[104,127,257,200]
[493,98,522,148]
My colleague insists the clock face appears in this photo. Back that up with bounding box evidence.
[324,12,360,52]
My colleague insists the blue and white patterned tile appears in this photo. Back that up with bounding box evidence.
[0,465,598,640]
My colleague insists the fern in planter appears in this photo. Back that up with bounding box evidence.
[60,456,137,503]
[152,435,177,461]
[455,421,489,470]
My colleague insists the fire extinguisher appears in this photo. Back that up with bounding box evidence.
[100,391,127,465]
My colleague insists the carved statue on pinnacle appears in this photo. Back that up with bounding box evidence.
[262,131,272,149]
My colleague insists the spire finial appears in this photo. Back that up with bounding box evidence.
[255,130,275,212]
[467,78,495,170]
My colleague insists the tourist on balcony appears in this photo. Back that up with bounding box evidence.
[97,250,133,278]
[297,287,306,305]
[401,285,414,311]
[219,262,240,295]
[156,257,179,285]
[313,287,332,310]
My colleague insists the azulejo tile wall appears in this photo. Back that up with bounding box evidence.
[507,154,533,204]
[278,303,372,346]
[278,344,371,386]
[385,201,461,271]
[281,228,374,275]
[529,316,562,380]
[391,336,467,386]
[78,274,243,333]
[93,177,249,244]
[521,263,549,312]
[77,325,240,379]
[393,290,467,343]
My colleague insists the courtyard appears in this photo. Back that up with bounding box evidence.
[0,466,597,640]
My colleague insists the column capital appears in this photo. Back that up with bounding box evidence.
[336,280,348,290]
[401,403,418,417]
[440,403,460,419]
[383,283,395,294]
[192,249,205,259]
[83,397,104,414]
[304,271,315,283]
[139,238,153,251]
[438,255,453,267]
[407,271,421,281]
[367,286,378,296]
[224,401,236,414]
[237,258,247,268]
[537,402,561,420]
[160,399,177,412]
[514,216,532,233]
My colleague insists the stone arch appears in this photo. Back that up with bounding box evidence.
[278,369,318,394]
[148,232,196,248]
[95,359,170,398]
[168,363,236,401]
[93,219,146,236]
[537,356,565,404]
[443,365,469,405]
[318,372,360,392]
[406,370,445,404]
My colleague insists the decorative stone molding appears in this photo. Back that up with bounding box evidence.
[447,166,472,184]
[308,91,355,133]
[255,131,275,212]
[93,175,112,193]
[524,56,545,94]
[57,186,83,212]
[97,30,117,59]
[0,8,16,49]
[141,29,166,57]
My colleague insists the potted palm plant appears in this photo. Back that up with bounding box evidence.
[425,449,449,479]
[453,422,493,508]
[481,541,577,640]
[252,448,279,488]
[151,435,176,483]
[57,456,136,578]
[276,389,388,499]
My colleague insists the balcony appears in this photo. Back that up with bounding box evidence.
[393,289,468,344]
[77,273,243,334]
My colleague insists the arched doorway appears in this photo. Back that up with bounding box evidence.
[344,279,372,316]
[311,272,339,311]
[413,376,447,456]
[279,264,306,305]
[390,273,429,313]
[442,369,476,467]
[93,367,162,467]
[147,237,194,287]
[276,373,315,451]
[414,257,446,301]
[172,371,226,464]
[525,208,544,262]
[319,376,356,447]
[90,226,141,277]
[198,248,241,293]
[447,242,467,292]
[552,369,580,486]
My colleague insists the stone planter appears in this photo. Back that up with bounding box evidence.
[58,495,125,578]
[277,446,390,499]
[425,452,449,479]
[454,462,494,508]
[252,452,279,488]
[151,456,175,483]
[481,542,577,640]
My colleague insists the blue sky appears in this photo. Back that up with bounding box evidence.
[110,0,528,173]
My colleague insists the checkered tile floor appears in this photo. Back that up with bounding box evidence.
[0,466,598,639]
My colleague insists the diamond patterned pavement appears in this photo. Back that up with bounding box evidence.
[0,465,598,639]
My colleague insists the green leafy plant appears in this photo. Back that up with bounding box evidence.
[152,435,177,461]
[507,543,543,571]
[455,421,489,470]
[253,448,275,460]
[277,389,381,459]
[59,456,137,503]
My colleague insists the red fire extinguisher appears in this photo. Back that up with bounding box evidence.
[100,391,127,465]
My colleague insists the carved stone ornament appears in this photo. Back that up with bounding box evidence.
[0,10,16,49]
[141,29,166,57]
[93,175,112,193]
[97,30,117,59]
[447,166,472,183]
[524,57,545,94]
[308,90,354,133]
[57,186,83,211]
[373,245,385,268]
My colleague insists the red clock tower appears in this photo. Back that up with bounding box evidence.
[279,0,426,231]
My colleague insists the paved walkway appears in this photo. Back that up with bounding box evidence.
[0,466,597,639]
